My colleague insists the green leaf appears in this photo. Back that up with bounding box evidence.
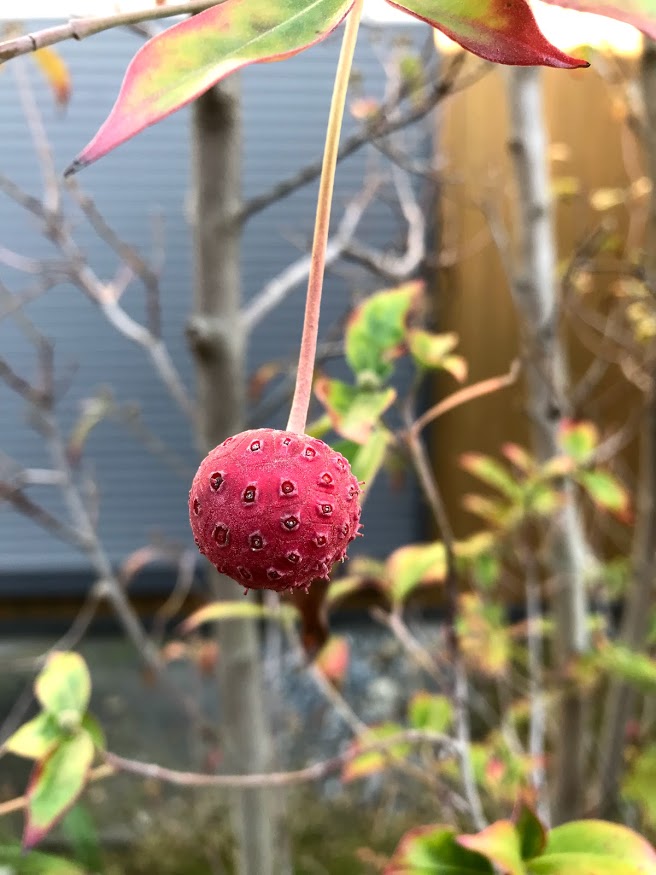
[0,845,86,874]
[513,803,547,860]
[461,453,522,501]
[458,821,526,875]
[576,469,630,516]
[387,824,494,874]
[3,713,64,760]
[557,420,599,464]
[541,1,656,41]
[542,820,656,871]
[624,746,656,828]
[385,0,587,68]
[35,653,90,723]
[528,855,653,874]
[458,594,510,677]
[314,378,396,444]
[407,329,458,363]
[181,601,298,633]
[385,541,447,604]
[66,0,354,174]
[408,693,453,733]
[325,574,370,607]
[595,643,656,693]
[81,713,106,752]
[61,804,103,873]
[24,731,95,849]
[345,281,423,381]
[350,427,390,494]
[342,723,409,782]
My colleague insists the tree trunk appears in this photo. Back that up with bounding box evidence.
[597,39,656,818]
[507,65,590,824]
[188,77,286,875]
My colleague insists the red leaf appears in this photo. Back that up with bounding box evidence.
[385,0,589,69]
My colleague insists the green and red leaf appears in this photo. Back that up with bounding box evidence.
[386,824,494,874]
[66,0,354,174]
[458,821,525,875]
[314,378,396,444]
[345,281,423,382]
[23,732,95,849]
[385,0,588,69]
[315,635,350,685]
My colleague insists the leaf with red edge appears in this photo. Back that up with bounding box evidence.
[458,821,525,875]
[385,824,494,874]
[540,0,656,41]
[385,0,588,68]
[65,0,354,175]
[23,732,95,849]
[315,635,350,684]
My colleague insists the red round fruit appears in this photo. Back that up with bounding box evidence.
[188,428,361,592]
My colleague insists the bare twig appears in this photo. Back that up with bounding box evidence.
[403,426,486,830]
[411,360,520,436]
[0,1,227,63]
[344,165,425,282]
[103,728,453,789]
[241,183,376,332]
[236,57,466,225]
[0,765,115,818]
[67,179,163,337]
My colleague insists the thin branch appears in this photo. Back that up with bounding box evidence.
[411,360,520,436]
[104,728,453,789]
[236,57,466,225]
[403,426,486,830]
[0,0,227,63]
[0,765,115,818]
[241,183,376,332]
[0,480,89,550]
[343,165,425,282]
[67,179,162,337]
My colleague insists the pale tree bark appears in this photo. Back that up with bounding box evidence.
[507,66,590,824]
[597,39,656,818]
[188,78,288,875]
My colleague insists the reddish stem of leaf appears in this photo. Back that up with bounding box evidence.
[286,0,364,435]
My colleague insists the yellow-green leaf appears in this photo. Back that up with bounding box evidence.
[35,652,90,721]
[385,541,447,604]
[32,47,71,108]
[408,692,453,733]
[24,732,95,849]
[345,281,423,382]
[3,713,64,761]
[66,0,354,174]
[181,600,298,633]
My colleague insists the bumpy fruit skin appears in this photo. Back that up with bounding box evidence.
[189,428,361,592]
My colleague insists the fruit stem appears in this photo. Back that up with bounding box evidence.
[286,0,364,435]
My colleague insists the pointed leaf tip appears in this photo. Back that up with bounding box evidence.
[386,0,589,69]
[68,0,354,173]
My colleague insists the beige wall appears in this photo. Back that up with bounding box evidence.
[432,57,642,539]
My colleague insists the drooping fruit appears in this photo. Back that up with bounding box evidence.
[189,428,361,592]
